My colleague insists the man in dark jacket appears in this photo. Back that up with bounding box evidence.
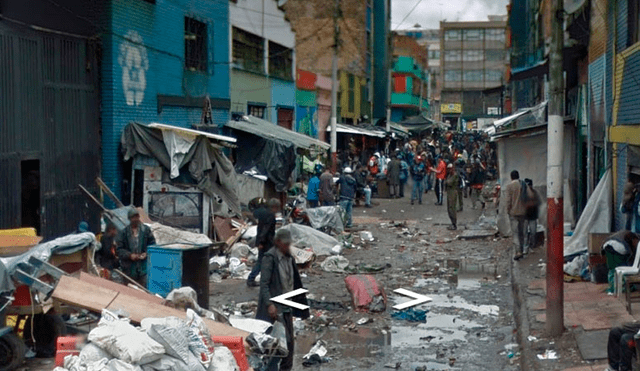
[116,208,156,286]
[355,165,372,208]
[337,167,357,228]
[247,198,280,287]
[98,223,119,271]
[319,168,335,206]
[257,229,310,371]
[387,155,401,198]
[523,179,542,252]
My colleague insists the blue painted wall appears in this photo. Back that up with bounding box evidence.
[101,0,230,202]
[271,78,296,123]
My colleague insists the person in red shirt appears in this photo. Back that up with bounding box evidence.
[430,157,447,205]
[368,152,380,176]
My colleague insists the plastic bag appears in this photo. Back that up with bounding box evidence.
[344,275,387,312]
[64,355,109,371]
[321,256,349,272]
[88,311,165,365]
[141,355,191,371]
[208,346,239,371]
[106,359,143,371]
[79,343,113,364]
[185,309,215,368]
[144,321,205,371]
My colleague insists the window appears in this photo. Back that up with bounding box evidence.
[269,41,292,80]
[484,69,503,81]
[463,70,483,82]
[463,29,483,40]
[628,0,640,47]
[348,74,355,112]
[444,29,461,40]
[463,50,483,61]
[485,50,505,61]
[428,50,440,60]
[248,103,266,119]
[486,29,505,42]
[185,17,208,72]
[444,70,461,82]
[444,50,461,61]
[233,27,264,73]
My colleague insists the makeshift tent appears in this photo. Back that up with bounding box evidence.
[399,115,447,133]
[563,169,612,256]
[225,116,329,192]
[121,122,241,215]
[492,115,576,236]
[325,123,386,138]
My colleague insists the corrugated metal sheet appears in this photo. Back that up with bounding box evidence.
[0,22,101,238]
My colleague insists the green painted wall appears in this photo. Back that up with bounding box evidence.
[230,69,271,118]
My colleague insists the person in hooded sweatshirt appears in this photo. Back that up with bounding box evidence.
[337,167,357,228]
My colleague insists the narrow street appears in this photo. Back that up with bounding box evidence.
[211,194,519,370]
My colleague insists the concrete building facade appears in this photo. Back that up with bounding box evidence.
[440,18,508,128]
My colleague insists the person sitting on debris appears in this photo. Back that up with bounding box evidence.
[307,165,322,208]
[337,167,357,229]
[247,198,280,287]
[505,170,527,261]
[319,167,335,206]
[355,164,372,208]
[257,229,310,371]
[606,322,640,371]
[445,163,460,230]
[523,179,542,252]
[116,208,156,286]
[98,223,120,273]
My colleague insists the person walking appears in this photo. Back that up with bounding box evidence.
[247,199,280,287]
[456,160,466,212]
[337,167,357,228]
[523,179,542,252]
[399,155,409,198]
[445,163,460,230]
[505,170,527,260]
[469,160,486,210]
[430,157,447,205]
[257,229,310,371]
[387,155,401,198]
[410,156,426,205]
[306,165,322,208]
[319,168,335,206]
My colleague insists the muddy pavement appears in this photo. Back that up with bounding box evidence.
[210,194,520,370]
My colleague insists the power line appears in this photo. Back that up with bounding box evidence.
[394,0,425,31]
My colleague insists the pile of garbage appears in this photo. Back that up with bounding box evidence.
[54,309,239,371]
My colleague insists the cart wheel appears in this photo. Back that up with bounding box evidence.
[0,333,25,371]
[23,314,67,358]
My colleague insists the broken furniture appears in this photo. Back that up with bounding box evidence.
[625,275,640,314]
[616,243,640,297]
[147,243,210,309]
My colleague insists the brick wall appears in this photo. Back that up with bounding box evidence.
[101,0,230,202]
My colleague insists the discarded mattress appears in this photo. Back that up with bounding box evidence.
[277,224,340,256]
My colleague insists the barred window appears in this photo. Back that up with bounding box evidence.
[233,27,265,73]
[185,17,208,72]
[269,41,293,80]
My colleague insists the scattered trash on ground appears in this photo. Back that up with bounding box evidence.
[536,350,558,360]
[321,256,350,272]
[344,275,387,312]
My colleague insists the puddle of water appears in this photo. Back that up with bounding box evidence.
[456,277,482,290]
[391,313,480,346]
[297,327,390,358]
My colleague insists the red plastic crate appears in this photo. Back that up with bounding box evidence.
[55,336,80,366]
[211,336,250,371]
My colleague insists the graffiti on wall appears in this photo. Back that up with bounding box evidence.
[118,30,149,106]
[296,106,318,137]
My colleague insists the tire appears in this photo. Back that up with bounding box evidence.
[23,314,67,358]
[0,333,25,371]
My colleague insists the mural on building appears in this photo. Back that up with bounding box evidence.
[296,106,318,137]
[118,30,149,106]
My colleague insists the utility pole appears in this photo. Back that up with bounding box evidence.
[546,0,564,337]
[330,0,340,172]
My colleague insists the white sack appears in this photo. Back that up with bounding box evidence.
[88,318,165,365]
[208,346,239,371]
[278,224,340,256]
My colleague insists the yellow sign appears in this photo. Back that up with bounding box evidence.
[441,103,462,114]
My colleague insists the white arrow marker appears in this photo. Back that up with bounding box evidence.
[271,288,310,310]
[392,288,432,310]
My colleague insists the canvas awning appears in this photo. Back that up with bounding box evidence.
[225,116,330,150]
[485,101,548,137]
[148,123,237,145]
[326,123,386,138]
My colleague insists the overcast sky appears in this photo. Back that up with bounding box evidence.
[391,0,510,30]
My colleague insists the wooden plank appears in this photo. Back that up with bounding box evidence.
[96,177,125,208]
[78,272,165,305]
[52,275,119,312]
[53,275,249,338]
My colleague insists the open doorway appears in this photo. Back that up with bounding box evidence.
[21,160,41,233]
